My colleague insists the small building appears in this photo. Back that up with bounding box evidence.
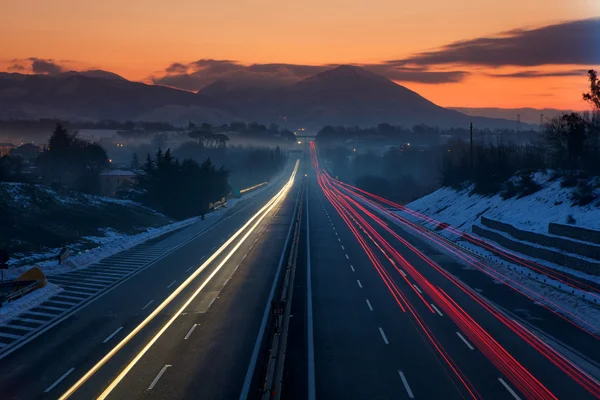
[0,143,14,156]
[99,169,136,197]
[11,143,40,159]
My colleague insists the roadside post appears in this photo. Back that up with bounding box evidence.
[0,249,9,282]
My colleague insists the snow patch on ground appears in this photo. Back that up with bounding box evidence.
[388,175,600,332]
[407,173,600,234]
[0,283,63,324]
[4,175,276,280]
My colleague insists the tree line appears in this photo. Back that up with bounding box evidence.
[440,70,600,203]
[133,149,230,219]
[318,70,600,205]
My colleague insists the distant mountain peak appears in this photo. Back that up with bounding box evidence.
[301,64,389,84]
[60,69,127,81]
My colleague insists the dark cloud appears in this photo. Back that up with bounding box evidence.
[165,63,188,73]
[28,57,64,75]
[7,64,26,72]
[364,63,469,83]
[487,69,589,78]
[153,59,467,91]
[398,18,600,67]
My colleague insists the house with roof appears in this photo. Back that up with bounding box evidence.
[99,169,137,197]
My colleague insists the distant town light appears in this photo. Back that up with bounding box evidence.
[353,148,356,152]
[109,159,113,163]
[298,141,302,144]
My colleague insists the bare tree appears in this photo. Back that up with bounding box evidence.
[583,70,600,111]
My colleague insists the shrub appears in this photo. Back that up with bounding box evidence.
[516,173,542,198]
[571,182,598,206]
[500,181,518,199]
[560,174,579,188]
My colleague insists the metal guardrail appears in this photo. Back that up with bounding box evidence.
[240,181,269,195]
[261,181,304,400]
[0,280,40,306]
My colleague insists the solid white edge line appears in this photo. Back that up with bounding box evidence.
[397,370,415,399]
[45,368,75,393]
[102,327,123,344]
[498,377,522,400]
[147,364,171,390]
[455,332,474,350]
[430,304,444,316]
[366,299,373,311]
[378,327,389,344]
[59,161,300,400]
[239,166,302,400]
[184,324,198,340]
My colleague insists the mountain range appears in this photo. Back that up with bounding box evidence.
[0,65,532,129]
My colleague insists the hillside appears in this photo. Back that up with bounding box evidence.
[1,67,523,129]
[405,172,600,234]
[0,182,172,264]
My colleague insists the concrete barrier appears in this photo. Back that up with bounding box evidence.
[472,224,600,276]
[481,216,600,260]
[548,222,600,245]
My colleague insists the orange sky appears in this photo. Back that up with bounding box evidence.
[1,0,599,109]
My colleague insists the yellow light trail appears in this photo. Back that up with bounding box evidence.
[58,160,300,400]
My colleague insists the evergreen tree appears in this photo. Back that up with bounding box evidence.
[131,153,140,170]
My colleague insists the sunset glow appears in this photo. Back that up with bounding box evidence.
[2,0,599,109]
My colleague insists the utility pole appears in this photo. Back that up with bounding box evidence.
[540,113,544,130]
[470,122,473,178]
[517,114,521,133]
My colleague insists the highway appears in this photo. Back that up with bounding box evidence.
[2,143,600,400]
[0,160,301,400]
[282,143,600,400]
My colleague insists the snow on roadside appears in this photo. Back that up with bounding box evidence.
[0,283,63,324]
[351,194,600,335]
[379,175,600,333]
[3,214,206,280]
[0,169,285,322]
[5,175,278,280]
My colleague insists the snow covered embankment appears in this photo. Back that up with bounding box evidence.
[405,173,600,234]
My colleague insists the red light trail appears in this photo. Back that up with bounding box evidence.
[309,142,600,400]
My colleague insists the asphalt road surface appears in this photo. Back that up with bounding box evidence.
[2,147,600,400]
[282,144,600,400]
[0,160,301,400]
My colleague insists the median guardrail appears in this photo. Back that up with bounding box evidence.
[260,181,304,400]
